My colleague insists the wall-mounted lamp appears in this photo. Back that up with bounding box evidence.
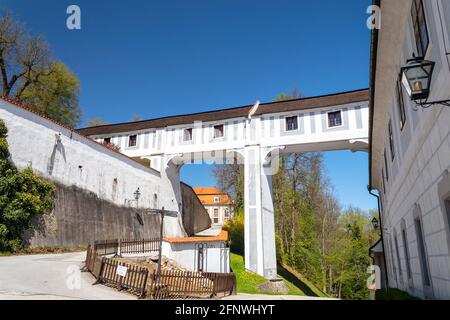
[133,187,141,201]
[55,132,62,145]
[371,217,379,230]
[401,57,450,109]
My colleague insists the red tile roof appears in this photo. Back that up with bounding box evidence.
[193,187,233,205]
[193,187,223,195]
[163,230,228,244]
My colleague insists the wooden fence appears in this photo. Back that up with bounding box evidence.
[93,239,119,256]
[84,239,236,299]
[120,238,160,255]
[92,238,160,256]
[97,257,149,298]
[85,244,103,278]
[147,270,236,299]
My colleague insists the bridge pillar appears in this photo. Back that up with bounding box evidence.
[161,160,187,238]
[244,145,277,279]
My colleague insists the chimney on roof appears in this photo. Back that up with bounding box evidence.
[248,100,260,119]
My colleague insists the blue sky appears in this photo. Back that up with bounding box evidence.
[2,0,376,212]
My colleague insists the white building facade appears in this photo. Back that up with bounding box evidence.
[369,0,450,299]
[0,97,185,238]
[193,187,234,226]
[161,231,230,273]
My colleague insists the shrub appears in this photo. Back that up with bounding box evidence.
[0,119,55,252]
[223,208,244,254]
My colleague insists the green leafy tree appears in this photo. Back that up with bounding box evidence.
[0,119,55,252]
[19,62,81,128]
[223,208,244,254]
[328,208,379,299]
[86,117,110,127]
[130,115,142,122]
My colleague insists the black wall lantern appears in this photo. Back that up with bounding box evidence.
[401,57,450,108]
[371,217,379,230]
[134,187,141,201]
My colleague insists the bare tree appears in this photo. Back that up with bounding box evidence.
[0,13,54,98]
[0,12,81,127]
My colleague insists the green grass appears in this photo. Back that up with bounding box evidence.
[375,288,420,300]
[230,253,327,297]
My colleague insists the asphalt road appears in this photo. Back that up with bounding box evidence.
[222,293,336,300]
[0,251,134,300]
[0,252,335,300]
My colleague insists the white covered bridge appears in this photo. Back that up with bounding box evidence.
[78,89,370,279]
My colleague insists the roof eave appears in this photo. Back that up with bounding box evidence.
[368,0,381,191]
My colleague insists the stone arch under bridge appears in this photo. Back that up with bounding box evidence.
[78,89,370,279]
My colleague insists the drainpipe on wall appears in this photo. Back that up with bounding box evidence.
[368,186,389,291]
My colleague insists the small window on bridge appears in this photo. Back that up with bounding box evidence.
[285,116,298,131]
[327,111,342,127]
[128,134,137,147]
[103,137,111,144]
[213,124,224,139]
[183,128,193,141]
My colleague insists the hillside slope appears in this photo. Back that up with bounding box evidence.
[230,253,328,297]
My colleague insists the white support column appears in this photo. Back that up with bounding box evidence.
[260,157,277,279]
[161,159,187,238]
[244,145,277,279]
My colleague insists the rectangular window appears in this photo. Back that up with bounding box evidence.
[445,198,450,231]
[103,137,111,144]
[411,0,429,57]
[197,244,204,272]
[224,208,230,219]
[183,128,193,141]
[389,237,398,283]
[327,111,342,127]
[379,194,384,212]
[439,1,450,71]
[285,116,298,131]
[402,229,412,280]
[384,150,389,181]
[394,234,403,278]
[213,124,224,139]
[397,79,407,130]
[213,208,219,224]
[388,120,395,161]
[415,218,431,286]
[128,135,137,147]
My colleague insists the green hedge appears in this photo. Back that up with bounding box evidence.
[375,288,420,300]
